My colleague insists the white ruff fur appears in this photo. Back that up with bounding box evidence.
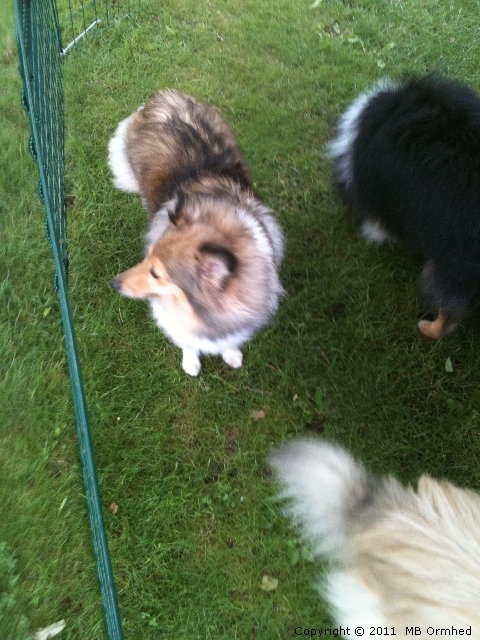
[149,295,252,375]
[328,79,396,188]
[149,299,253,354]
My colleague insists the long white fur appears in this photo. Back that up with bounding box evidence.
[149,295,253,354]
[271,439,480,633]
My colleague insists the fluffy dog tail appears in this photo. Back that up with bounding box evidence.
[270,438,480,629]
[270,440,381,561]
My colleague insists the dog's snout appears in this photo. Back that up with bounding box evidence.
[111,278,121,291]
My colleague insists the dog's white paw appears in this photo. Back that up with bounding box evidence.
[182,349,201,376]
[222,348,243,369]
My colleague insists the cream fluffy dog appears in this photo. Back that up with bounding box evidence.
[271,439,480,634]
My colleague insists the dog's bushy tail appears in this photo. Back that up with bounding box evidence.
[270,439,381,561]
[271,438,480,627]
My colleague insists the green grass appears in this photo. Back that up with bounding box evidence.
[2,0,480,638]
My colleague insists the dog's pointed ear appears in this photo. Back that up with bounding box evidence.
[198,242,238,290]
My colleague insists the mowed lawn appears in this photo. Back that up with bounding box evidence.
[2,0,480,638]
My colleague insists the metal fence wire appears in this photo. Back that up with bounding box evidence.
[13,1,139,637]
[61,0,140,53]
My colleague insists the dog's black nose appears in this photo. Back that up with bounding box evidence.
[111,279,121,291]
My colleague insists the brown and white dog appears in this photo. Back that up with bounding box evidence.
[108,89,284,375]
[271,439,480,633]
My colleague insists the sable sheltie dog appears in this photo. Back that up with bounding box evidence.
[270,439,480,632]
[329,74,480,339]
[108,89,284,375]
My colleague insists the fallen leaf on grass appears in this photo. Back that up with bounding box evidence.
[109,502,119,514]
[252,409,265,421]
[318,349,330,365]
[260,574,278,592]
[265,363,279,373]
[34,620,66,640]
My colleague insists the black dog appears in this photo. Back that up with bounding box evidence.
[329,74,480,338]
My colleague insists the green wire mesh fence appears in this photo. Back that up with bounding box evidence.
[60,0,140,54]
[14,0,139,637]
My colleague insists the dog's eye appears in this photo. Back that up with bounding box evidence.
[149,267,160,279]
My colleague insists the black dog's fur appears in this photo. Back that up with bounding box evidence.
[330,74,480,338]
